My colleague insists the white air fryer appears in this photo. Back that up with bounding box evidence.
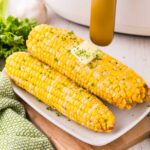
[45,0,150,45]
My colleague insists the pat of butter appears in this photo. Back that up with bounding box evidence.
[71,41,101,64]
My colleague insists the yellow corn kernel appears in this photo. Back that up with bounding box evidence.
[27,24,150,109]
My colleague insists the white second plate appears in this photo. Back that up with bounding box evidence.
[7,73,149,146]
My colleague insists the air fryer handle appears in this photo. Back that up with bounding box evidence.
[90,0,116,46]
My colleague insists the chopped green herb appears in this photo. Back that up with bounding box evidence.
[104,119,108,123]
[67,49,70,53]
[61,36,66,41]
[79,89,84,93]
[38,99,42,103]
[95,54,100,60]
[56,111,61,116]
[54,57,58,62]
[94,49,101,60]
[127,99,132,104]
[74,48,90,58]
[46,106,62,116]
[91,83,95,87]
[62,83,67,87]
[88,63,94,69]
[46,106,53,111]
[50,77,55,80]
[68,31,74,35]
[57,87,62,91]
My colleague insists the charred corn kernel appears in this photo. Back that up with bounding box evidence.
[27,24,150,109]
[6,52,115,132]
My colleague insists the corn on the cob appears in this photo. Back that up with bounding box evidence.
[5,52,115,132]
[27,24,150,109]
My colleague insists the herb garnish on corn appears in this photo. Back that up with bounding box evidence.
[27,24,150,109]
[6,52,115,132]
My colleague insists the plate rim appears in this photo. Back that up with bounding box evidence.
[13,82,150,146]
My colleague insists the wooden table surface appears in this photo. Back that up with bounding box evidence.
[24,102,150,150]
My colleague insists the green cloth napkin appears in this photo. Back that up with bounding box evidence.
[0,72,54,150]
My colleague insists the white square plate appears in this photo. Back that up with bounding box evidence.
[6,70,149,146]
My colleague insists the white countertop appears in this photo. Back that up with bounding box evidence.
[47,8,150,150]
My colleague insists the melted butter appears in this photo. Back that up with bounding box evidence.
[71,41,101,64]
